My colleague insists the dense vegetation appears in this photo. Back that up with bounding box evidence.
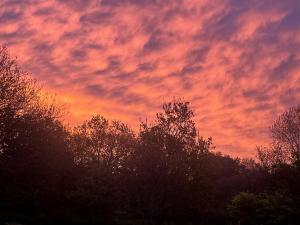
[0,47,300,225]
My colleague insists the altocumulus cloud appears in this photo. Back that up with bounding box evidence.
[0,0,299,157]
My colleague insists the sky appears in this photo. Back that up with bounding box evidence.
[0,0,299,157]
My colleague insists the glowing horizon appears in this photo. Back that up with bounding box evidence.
[1,0,299,158]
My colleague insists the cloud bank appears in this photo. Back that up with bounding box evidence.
[1,0,299,157]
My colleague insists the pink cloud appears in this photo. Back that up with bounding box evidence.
[1,0,299,158]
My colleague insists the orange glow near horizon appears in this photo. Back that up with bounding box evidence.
[1,0,299,158]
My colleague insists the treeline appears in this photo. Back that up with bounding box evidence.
[0,47,300,225]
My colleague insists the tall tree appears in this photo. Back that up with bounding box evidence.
[257,106,300,168]
[270,106,300,164]
[0,47,37,154]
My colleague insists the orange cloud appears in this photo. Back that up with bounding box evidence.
[1,0,299,158]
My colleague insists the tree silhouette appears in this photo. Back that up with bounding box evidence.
[271,106,300,165]
[257,106,300,169]
[1,46,300,225]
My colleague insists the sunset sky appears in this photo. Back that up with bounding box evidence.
[1,0,299,157]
